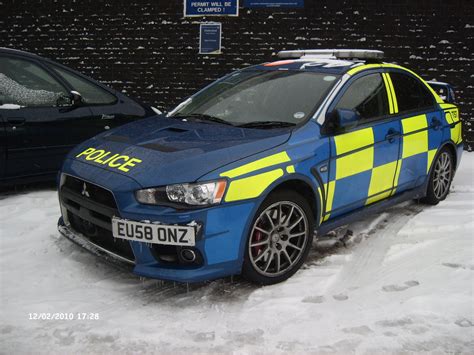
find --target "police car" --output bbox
[58,49,463,285]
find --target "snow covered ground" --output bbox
[1,154,473,353]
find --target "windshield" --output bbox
[170,70,339,127]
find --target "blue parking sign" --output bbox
[199,23,222,54]
[184,1,239,17]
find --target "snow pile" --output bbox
[1,154,473,353]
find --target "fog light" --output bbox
[180,248,196,262]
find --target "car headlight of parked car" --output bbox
[135,180,227,206]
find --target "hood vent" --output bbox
[163,127,189,133]
[104,135,130,143]
[139,143,179,152]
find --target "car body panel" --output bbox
[57,55,463,283]
[69,116,292,186]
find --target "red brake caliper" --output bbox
[252,228,263,257]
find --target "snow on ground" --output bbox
[1,154,473,353]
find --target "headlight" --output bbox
[135,180,227,206]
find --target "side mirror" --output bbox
[69,90,83,106]
[335,108,360,129]
[323,108,360,134]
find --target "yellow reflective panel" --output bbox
[385,73,398,113]
[445,111,454,124]
[220,152,290,179]
[451,123,462,144]
[286,165,295,173]
[401,114,428,134]
[392,159,403,192]
[224,169,284,202]
[440,103,457,110]
[427,149,438,174]
[317,187,323,224]
[366,190,392,205]
[334,127,374,155]
[322,179,336,222]
[336,147,374,179]
[325,180,336,214]
[402,131,428,159]
[382,73,394,114]
[347,64,382,76]
[368,161,398,196]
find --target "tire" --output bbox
[421,148,454,205]
[241,190,314,285]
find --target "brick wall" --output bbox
[1,0,473,150]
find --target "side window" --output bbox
[0,56,69,107]
[389,72,435,112]
[51,66,116,105]
[335,73,389,122]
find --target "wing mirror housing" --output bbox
[322,108,360,135]
[335,108,360,129]
[57,91,84,110]
[69,90,83,106]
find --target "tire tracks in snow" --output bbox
[320,202,425,295]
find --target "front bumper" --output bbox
[58,217,246,283]
[58,203,255,283]
[57,171,257,283]
[58,218,135,266]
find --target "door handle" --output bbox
[385,129,400,143]
[430,117,442,130]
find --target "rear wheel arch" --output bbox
[422,144,455,205]
[429,141,457,176]
[441,141,458,168]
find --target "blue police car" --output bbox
[58,49,463,284]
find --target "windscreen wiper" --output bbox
[174,113,235,126]
[238,121,296,129]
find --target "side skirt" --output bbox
[316,184,426,237]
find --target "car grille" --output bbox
[59,175,135,262]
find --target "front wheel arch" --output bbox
[262,177,321,226]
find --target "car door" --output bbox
[322,72,402,221]
[48,64,147,130]
[387,71,443,194]
[0,55,95,178]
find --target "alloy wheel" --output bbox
[433,151,452,199]
[249,201,309,277]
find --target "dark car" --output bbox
[0,48,157,185]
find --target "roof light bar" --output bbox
[277,49,384,60]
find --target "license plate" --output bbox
[112,217,196,246]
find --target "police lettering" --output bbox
[76,147,142,172]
